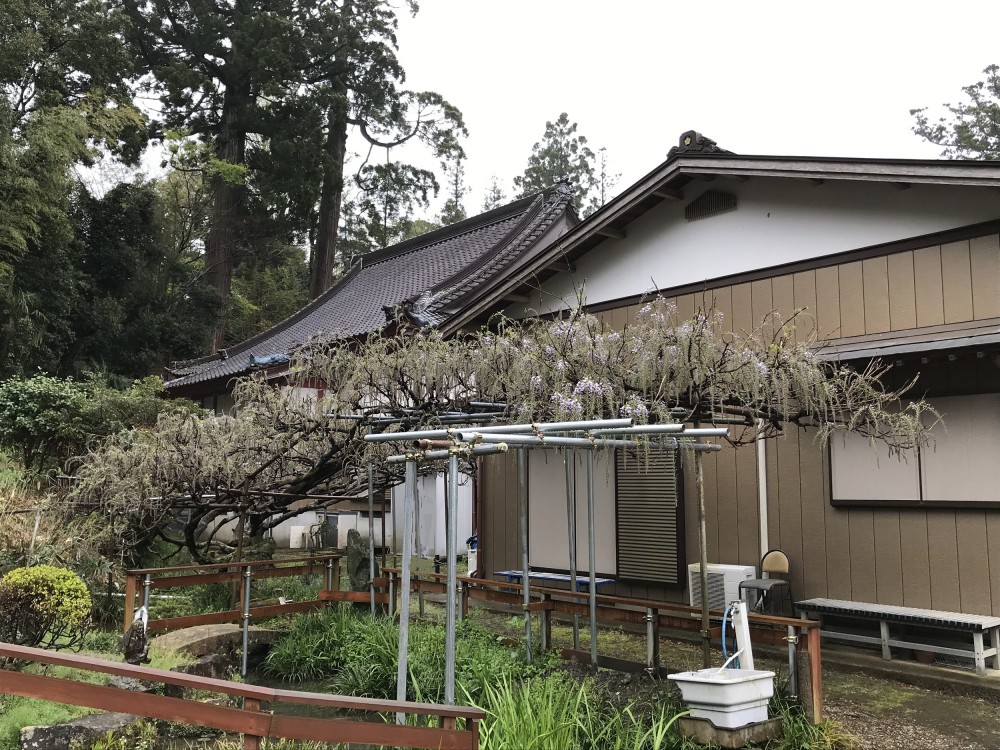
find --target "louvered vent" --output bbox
[615,449,683,585]
[684,190,737,221]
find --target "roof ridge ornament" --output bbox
[667,130,735,158]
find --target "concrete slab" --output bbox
[153,624,282,658]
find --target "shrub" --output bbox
[0,565,91,649]
[264,605,357,682]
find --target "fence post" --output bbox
[540,593,551,652]
[325,558,335,609]
[242,698,262,750]
[646,607,660,675]
[459,581,468,621]
[123,574,136,632]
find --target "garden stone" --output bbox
[347,529,379,591]
[108,674,157,693]
[21,712,139,750]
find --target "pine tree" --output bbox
[514,113,598,214]
[912,64,1000,159]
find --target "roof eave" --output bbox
[442,155,1000,333]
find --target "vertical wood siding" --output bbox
[481,233,1000,614]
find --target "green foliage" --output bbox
[0,375,85,471]
[470,673,687,750]
[0,694,93,750]
[770,693,856,750]
[514,113,599,215]
[264,606,356,682]
[0,565,91,649]
[0,373,201,472]
[226,244,310,346]
[80,629,123,654]
[912,64,1000,159]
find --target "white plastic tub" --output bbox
[667,668,775,729]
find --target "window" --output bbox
[831,394,1000,507]
[615,449,685,586]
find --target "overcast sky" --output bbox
[391,0,1000,212]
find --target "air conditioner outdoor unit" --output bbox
[687,563,756,610]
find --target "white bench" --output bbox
[495,570,615,591]
[797,597,1000,676]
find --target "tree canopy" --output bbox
[514,113,600,215]
[912,64,1000,159]
[71,301,932,560]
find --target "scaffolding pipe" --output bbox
[395,459,417,723]
[589,426,729,437]
[518,449,532,664]
[565,451,580,650]
[384,444,508,463]
[240,567,251,679]
[368,464,376,615]
[455,432,682,449]
[444,452,459,704]
[586,449,598,669]
[460,417,634,434]
[366,417,633,443]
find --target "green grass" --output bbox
[0,695,93,750]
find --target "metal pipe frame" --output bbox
[586,450,598,669]
[384,444,508,464]
[368,464,376,616]
[365,417,634,443]
[589,426,729,437]
[444,452,459,704]
[518,449,532,664]
[240,567,252,679]
[565,451,580,651]
[395,460,417,723]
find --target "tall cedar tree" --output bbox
[122,0,466,349]
[514,112,598,215]
[912,64,1000,159]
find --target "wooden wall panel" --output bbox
[970,234,1000,320]
[771,275,795,319]
[956,512,991,615]
[750,279,773,330]
[703,450,720,564]
[987,514,1000,617]
[887,251,917,331]
[712,285,734,333]
[792,270,818,341]
[676,293,695,321]
[898,512,932,609]
[861,257,891,334]
[797,434,828,600]
[872,511,903,605]
[735,441,760,568]
[941,240,974,324]
[913,245,945,327]
[838,262,865,337]
[731,283,753,334]
[822,455,853,600]
[774,434,804,598]
[847,510,877,601]
[814,266,841,339]
[926,512,961,612]
[715,445,740,564]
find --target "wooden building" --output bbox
[455,132,1000,616]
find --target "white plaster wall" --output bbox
[507,179,1000,316]
[388,471,473,558]
[527,451,617,575]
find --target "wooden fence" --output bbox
[0,642,483,749]
[386,568,824,722]
[124,555,342,633]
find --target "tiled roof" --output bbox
[166,185,576,392]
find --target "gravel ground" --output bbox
[823,670,1000,750]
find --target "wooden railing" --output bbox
[124,555,342,633]
[0,642,482,750]
[387,568,824,722]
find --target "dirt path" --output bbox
[823,670,1000,750]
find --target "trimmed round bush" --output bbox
[0,565,91,649]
